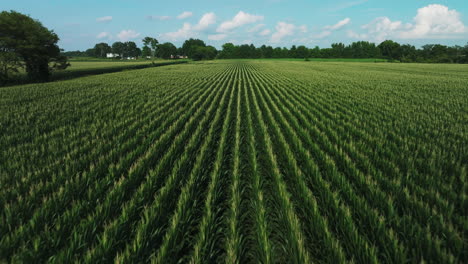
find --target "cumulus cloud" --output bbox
[271,22,295,43]
[347,30,368,39]
[164,23,194,40]
[259,29,271,36]
[147,15,171,21]
[399,4,466,38]
[163,12,216,41]
[117,30,140,41]
[96,16,112,23]
[97,32,112,39]
[217,11,264,33]
[193,12,216,31]
[325,18,351,30]
[208,34,228,41]
[177,11,193,19]
[361,17,404,42]
[350,4,466,42]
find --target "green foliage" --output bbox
[142,37,158,60]
[93,43,111,58]
[0,61,467,263]
[156,42,177,59]
[0,10,69,82]
[182,38,206,58]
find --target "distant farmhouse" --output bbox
[171,55,188,59]
[106,53,120,58]
[106,53,137,60]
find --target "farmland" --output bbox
[0,60,467,263]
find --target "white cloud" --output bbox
[147,15,171,21]
[193,12,217,31]
[217,11,264,33]
[351,4,467,42]
[259,29,271,36]
[97,32,112,39]
[271,22,295,43]
[299,25,308,33]
[117,30,140,41]
[248,24,265,33]
[163,12,216,41]
[347,30,367,39]
[325,18,351,30]
[177,11,193,19]
[208,34,228,41]
[164,23,195,41]
[362,17,403,42]
[399,4,466,39]
[96,16,112,23]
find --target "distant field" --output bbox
[261,58,388,62]
[6,60,187,85]
[0,60,467,263]
[65,60,154,71]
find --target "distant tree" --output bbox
[157,42,177,59]
[259,45,273,58]
[289,45,297,58]
[399,44,417,62]
[112,42,125,58]
[378,40,401,60]
[142,37,158,60]
[296,45,309,59]
[0,10,69,82]
[124,41,139,58]
[85,48,96,57]
[62,50,87,57]
[463,43,468,63]
[310,46,321,58]
[331,43,345,58]
[142,46,151,58]
[93,42,111,58]
[218,42,236,59]
[182,38,206,58]
[191,46,217,61]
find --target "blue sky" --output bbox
[3,0,468,50]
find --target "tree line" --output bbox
[64,38,218,61]
[68,39,468,64]
[218,41,468,63]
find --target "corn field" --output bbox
[0,60,467,263]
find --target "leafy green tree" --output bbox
[289,45,297,58]
[124,41,139,58]
[0,10,69,82]
[192,46,217,61]
[157,42,177,59]
[142,46,151,58]
[331,43,345,58]
[93,42,111,58]
[378,40,401,60]
[399,44,417,62]
[218,43,236,59]
[142,37,159,60]
[259,45,273,58]
[296,45,309,59]
[182,38,206,58]
[112,42,125,58]
[85,48,96,57]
